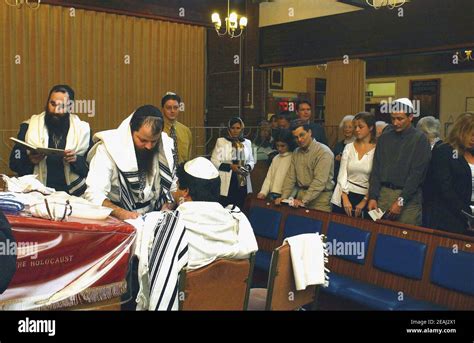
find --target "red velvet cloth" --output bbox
[0,214,136,310]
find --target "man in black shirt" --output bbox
[9,85,92,196]
[368,98,431,226]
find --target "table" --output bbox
[0,214,136,310]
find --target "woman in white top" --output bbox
[211,117,255,209]
[257,129,296,200]
[331,112,376,218]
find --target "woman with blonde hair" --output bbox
[431,112,474,234]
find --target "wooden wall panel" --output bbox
[325,59,366,127]
[0,4,206,173]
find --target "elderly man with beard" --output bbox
[84,105,177,221]
[9,85,92,196]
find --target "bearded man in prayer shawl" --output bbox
[85,105,176,221]
[135,157,258,310]
[9,85,92,196]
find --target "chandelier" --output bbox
[211,0,248,38]
[456,50,474,62]
[366,0,406,9]
[5,0,40,9]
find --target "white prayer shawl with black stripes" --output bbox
[134,203,258,311]
[88,113,176,213]
[135,211,188,311]
[24,112,90,196]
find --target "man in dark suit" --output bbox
[295,100,328,146]
[0,210,17,293]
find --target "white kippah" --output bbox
[184,157,219,180]
[392,97,414,111]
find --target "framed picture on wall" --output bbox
[409,79,440,118]
[269,68,283,90]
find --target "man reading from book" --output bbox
[9,85,92,196]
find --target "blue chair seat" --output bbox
[337,280,402,311]
[323,273,354,295]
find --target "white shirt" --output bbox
[259,152,292,196]
[84,143,161,209]
[337,142,375,195]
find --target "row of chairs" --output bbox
[178,243,318,311]
[244,197,474,310]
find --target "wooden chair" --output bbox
[178,254,255,310]
[248,243,319,311]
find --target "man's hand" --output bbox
[231,164,240,173]
[113,208,139,221]
[368,199,378,211]
[274,197,283,206]
[257,193,266,200]
[28,151,45,165]
[335,154,342,162]
[64,150,77,164]
[386,200,402,220]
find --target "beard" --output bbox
[45,111,70,137]
[135,143,159,176]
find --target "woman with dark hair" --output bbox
[331,112,376,218]
[257,129,296,200]
[211,117,255,209]
[431,112,474,235]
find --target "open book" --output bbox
[10,137,65,156]
[368,208,386,221]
